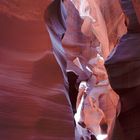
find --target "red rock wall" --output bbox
[0,1,75,140]
[1,0,139,140]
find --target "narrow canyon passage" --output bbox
[0,0,140,140]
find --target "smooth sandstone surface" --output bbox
[0,1,75,140]
[0,0,140,140]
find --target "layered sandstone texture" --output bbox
[0,0,139,140]
[0,0,75,140]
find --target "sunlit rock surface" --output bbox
[71,0,127,57]
[0,0,140,140]
[105,1,140,140]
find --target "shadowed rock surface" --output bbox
[0,0,140,140]
[0,0,75,140]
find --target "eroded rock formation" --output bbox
[0,0,140,140]
[0,0,75,140]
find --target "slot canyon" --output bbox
[0,0,140,140]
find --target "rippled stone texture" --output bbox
[0,0,139,140]
[0,0,75,140]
